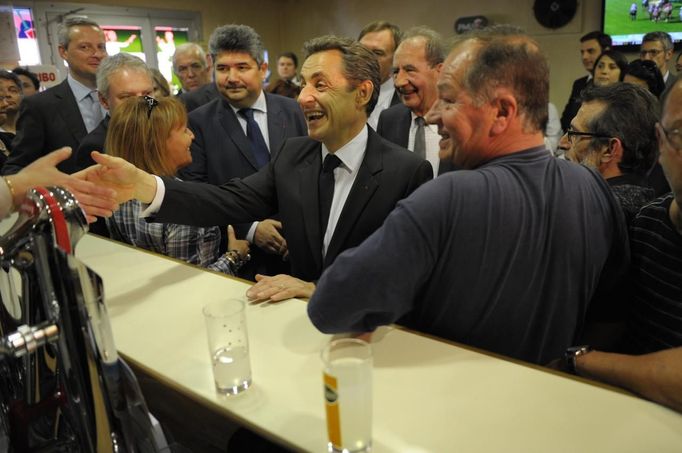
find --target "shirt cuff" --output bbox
[140,175,165,218]
[246,222,259,243]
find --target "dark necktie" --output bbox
[319,154,343,236]
[413,116,426,159]
[238,108,270,168]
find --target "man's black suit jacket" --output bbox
[178,92,307,239]
[560,75,590,132]
[74,115,109,171]
[376,103,457,175]
[4,79,87,175]
[178,83,221,113]
[153,129,434,281]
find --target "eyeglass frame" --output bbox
[564,128,612,145]
[656,122,682,153]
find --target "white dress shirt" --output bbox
[321,126,368,257]
[367,79,396,130]
[408,113,439,176]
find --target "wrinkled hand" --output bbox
[226,225,250,259]
[254,219,287,255]
[245,274,315,302]
[10,147,118,223]
[84,151,157,204]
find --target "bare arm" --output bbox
[576,347,682,413]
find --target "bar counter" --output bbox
[76,234,682,453]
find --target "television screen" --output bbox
[603,0,682,48]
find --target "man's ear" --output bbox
[98,92,110,111]
[490,92,517,135]
[259,61,269,80]
[600,137,623,164]
[58,45,67,61]
[356,80,373,109]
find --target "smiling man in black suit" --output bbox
[88,35,433,301]
[4,17,107,175]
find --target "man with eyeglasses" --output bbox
[3,17,107,175]
[556,81,682,414]
[640,31,677,99]
[560,83,657,225]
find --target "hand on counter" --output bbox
[246,273,315,302]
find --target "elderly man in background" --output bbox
[377,26,456,176]
[307,28,628,365]
[175,42,220,112]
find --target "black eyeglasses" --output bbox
[143,95,159,119]
[565,128,612,145]
[640,49,663,58]
[656,122,682,152]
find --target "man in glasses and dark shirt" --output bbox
[640,31,678,99]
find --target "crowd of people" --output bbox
[0,16,680,417]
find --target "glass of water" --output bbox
[321,338,372,453]
[202,298,252,395]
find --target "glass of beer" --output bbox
[203,298,252,395]
[321,338,373,453]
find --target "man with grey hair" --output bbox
[641,31,678,97]
[175,42,221,112]
[172,42,212,93]
[74,53,154,171]
[4,17,107,174]
[377,26,455,176]
[308,31,628,365]
[178,24,307,280]
[358,20,402,128]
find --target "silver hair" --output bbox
[96,53,152,98]
[208,24,264,65]
[172,43,209,71]
[57,17,101,49]
[400,26,445,67]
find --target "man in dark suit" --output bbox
[178,82,220,113]
[4,17,107,175]
[358,21,402,129]
[172,43,212,95]
[89,35,432,301]
[178,24,307,278]
[560,31,611,132]
[641,31,678,99]
[377,27,456,176]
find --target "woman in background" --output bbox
[150,68,171,98]
[624,59,666,98]
[105,95,249,274]
[592,50,628,87]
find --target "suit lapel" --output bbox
[298,143,324,273]
[324,131,381,266]
[398,105,411,148]
[59,81,88,141]
[217,99,259,170]
[265,94,286,158]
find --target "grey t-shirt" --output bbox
[309,147,629,364]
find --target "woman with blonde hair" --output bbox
[105,95,249,274]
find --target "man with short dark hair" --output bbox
[641,31,678,97]
[4,17,107,174]
[0,71,22,161]
[87,35,432,301]
[12,67,39,97]
[560,31,612,131]
[561,83,657,224]
[377,26,455,176]
[308,31,628,365]
[358,20,402,128]
[177,24,306,279]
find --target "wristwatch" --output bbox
[564,345,593,374]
